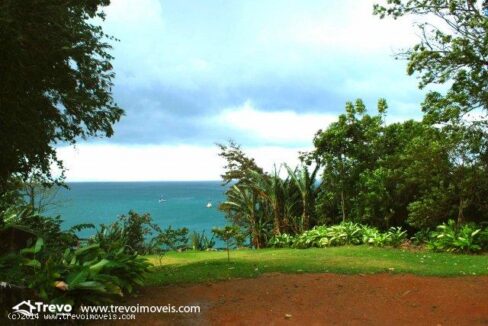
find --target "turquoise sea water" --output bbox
[49,181,228,237]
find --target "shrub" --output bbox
[189,230,215,251]
[384,227,408,247]
[150,226,189,251]
[293,226,328,248]
[91,211,161,254]
[268,233,295,248]
[267,222,408,249]
[427,220,485,253]
[212,226,244,261]
[411,229,431,245]
[327,222,364,246]
[1,207,93,255]
[9,236,151,308]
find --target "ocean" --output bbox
[48,181,229,238]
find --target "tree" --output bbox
[220,185,268,248]
[0,0,123,194]
[249,167,286,235]
[212,226,244,262]
[374,0,488,119]
[313,99,386,223]
[217,140,264,186]
[285,164,319,230]
[218,141,274,241]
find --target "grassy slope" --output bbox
[145,246,488,286]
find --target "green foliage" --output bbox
[374,0,488,118]
[91,211,161,254]
[219,141,322,245]
[189,230,215,251]
[426,220,487,253]
[285,164,319,231]
[0,209,154,308]
[0,206,93,256]
[212,226,245,261]
[411,229,431,246]
[269,222,407,249]
[268,234,296,248]
[385,227,408,247]
[0,0,123,192]
[312,99,488,230]
[2,235,151,308]
[151,226,189,251]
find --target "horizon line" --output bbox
[65,179,223,183]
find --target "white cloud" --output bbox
[56,144,308,182]
[217,101,336,145]
[262,0,418,54]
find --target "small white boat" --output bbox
[158,195,167,203]
[206,201,212,208]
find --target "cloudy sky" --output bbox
[58,0,426,181]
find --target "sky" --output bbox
[57,0,427,181]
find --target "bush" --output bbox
[266,222,408,249]
[0,209,152,310]
[411,228,431,245]
[150,226,189,251]
[212,226,245,261]
[268,233,295,248]
[189,230,215,251]
[384,227,408,247]
[1,207,93,255]
[426,220,486,253]
[4,235,151,309]
[91,211,161,254]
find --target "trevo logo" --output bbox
[9,300,72,320]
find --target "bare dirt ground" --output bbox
[106,273,488,325]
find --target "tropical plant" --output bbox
[271,222,408,249]
[268,234,295,248]
[212,226,244,262]
[221,185,264,248]
[249,167,286,235]
[285,164,319,230]
[411,229,431,246]
[427,220,485,253]
[149,226,189,252]
[189,230,215,251]
[384,227,408,247]
[91,211,163,254]
[6,234,151,308]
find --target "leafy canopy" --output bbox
[0,0,123,193]
[374,0,488,121]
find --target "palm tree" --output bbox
[249,166,285,236]
[220,185,265,248]
[285,164,319,230]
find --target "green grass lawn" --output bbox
[145,246,488,286]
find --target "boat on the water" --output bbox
[206,201,212,208]
[159,195,167,203]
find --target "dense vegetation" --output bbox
[217,0,488,250]
[0,0,123,194]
